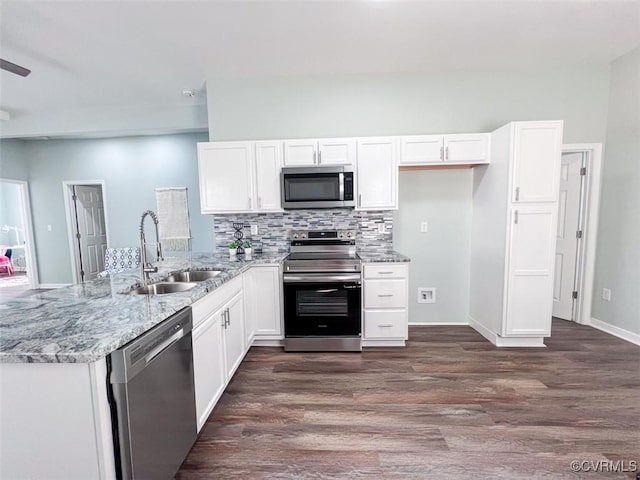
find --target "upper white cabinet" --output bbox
[198,142,254,213]
[511,123,563,203]
[400,133,490,165]
[356,137,398,210]
[284,138,355,166]
[254,141,284,211]
[198,141,283,214]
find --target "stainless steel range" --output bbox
[283,230,362,352]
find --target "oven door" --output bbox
[283,274,361,337]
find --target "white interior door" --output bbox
[73,185,107,281]
[552,152,583,320]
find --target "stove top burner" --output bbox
[284,230,361,273]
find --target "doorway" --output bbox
[63,181,109,283]
[0,178,39,292]
[552,144,603,324]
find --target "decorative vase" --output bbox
[228,248,237,259]
[244,248,252,260]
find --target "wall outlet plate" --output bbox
[378,223,386,233]
[420,222,428,233]
[601,288,612,301]
[418,287,436,304]
[250,224,258,235]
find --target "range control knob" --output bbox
[292,232,299,239]
[346,231,354,239]
[301,232,307,239]
[338,231,345,238]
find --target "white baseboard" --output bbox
[409,322,469,326]
[362,339,406,347]
[468,315,546,347]
[38,283,71,289]
[590,317,640,346]
[251,339,284,347]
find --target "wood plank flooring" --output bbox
[176,320,640,479]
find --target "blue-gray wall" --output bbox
[0,139,28,181]
[592,46,640,336]
[23,132,210,284]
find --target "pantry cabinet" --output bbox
[469,120,563,347]
[400,133,489,166]
[356,137,398,210]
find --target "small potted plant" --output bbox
[228,241,238,259]
[243,240,252,260]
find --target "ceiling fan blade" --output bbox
[0,59,31,77]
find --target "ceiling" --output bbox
[1,0,639,137]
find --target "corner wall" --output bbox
[591,46,640,337]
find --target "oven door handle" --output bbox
[283,274,362,284]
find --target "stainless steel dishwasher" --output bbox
[109,306,196,480]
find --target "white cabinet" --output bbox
[284,138,355,166]
[193,310,225,432]
[511,122,563,203]
[362,263,409,346]
[356,137,398,210]
[243,265,283,344]
[400,133,489,165]
[198,141,283,214]
[469,120,563,347]
[254,141,283,211]
[222,291,245,381]
[198,142,254,213]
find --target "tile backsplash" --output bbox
[213,210,393,253]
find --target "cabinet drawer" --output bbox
[364,311,407,339]
[363,263,408,279]
[364,279,407,309]
[192,275,242,328]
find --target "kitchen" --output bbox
[1,1,640,479]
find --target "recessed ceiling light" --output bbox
[182,89,195,98]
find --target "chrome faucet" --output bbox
[139,210,163,283]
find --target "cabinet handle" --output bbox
[378,324,394,327]
[249,197,252,209]
[440,146,444,161]
[222,311,227,329]
[377,294,394,297]
[226,308,230,327]
[318,149,322,164]
[378,271,394,274]
[514,210,519,224]
[515,187,520,201]
[258,196,262,209]
[313,150,317,164]
[358,194,362,207]
[445,146,449,160]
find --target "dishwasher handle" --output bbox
[144,327,185,365]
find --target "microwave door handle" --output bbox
[339,172,344,201]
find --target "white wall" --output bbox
[207,67,611,323]
[592,46,640,336]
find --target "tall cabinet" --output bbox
[468,121,563,347]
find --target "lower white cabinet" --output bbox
[362,263,409,346]
[222,291,245,380]
[243,265,283,344]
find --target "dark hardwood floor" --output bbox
[177,320,640,479]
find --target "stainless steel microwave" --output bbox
[281,166,355,209]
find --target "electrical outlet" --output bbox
[47,225,52,232]
[420,222,428,233]
[378,223,386,234]
[601,288,612,301]
[250,224,258,235]
[417,287,436,304]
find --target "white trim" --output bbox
[409,322,469,326]
[561,144,602,326]
[362,339,406,347]
[251,339,284,347]
[0,178,39,289]
[469,315,546,347]
[62,180,111,285]
[590,317,640,346]
[38,283,72,289]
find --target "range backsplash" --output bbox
[213,210,393,253]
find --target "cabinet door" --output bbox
[223,292,246,381]
[504,206,556,336]
[193,311,226,432]
[254,141,283,211]
[198,142,254,213]
[444,134,489,163]
[400,135,443,165]
[245,266,282,339]
[318,138,356,166]
[283,140,317,166]
[511,121,563,203]
[356,137,398,210]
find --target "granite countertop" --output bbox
[0,252,286,364]
[357,250,411,263]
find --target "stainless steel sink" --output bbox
[128,282,198,295]
[164,270,223,283]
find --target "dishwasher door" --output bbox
[110,307,196,480]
